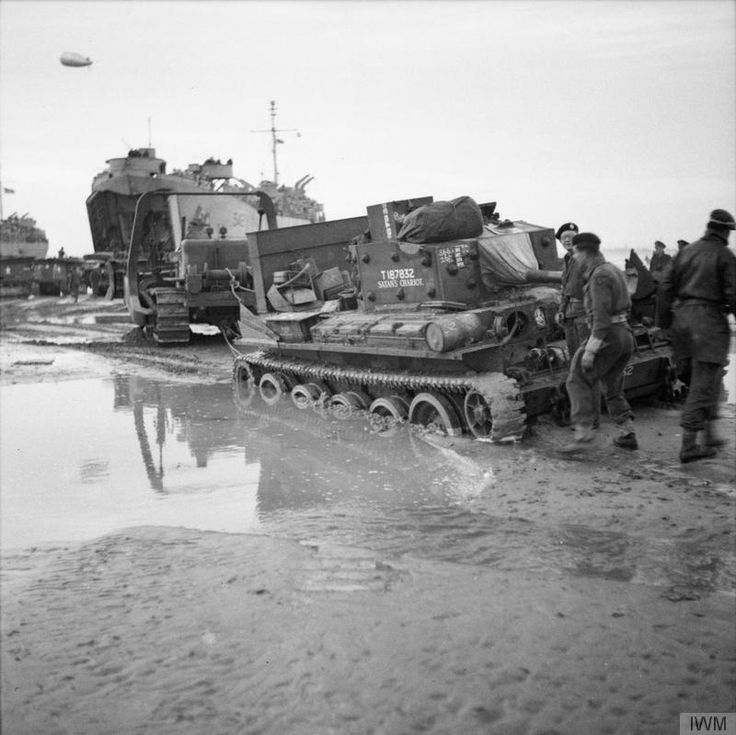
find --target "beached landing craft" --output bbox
[232,196,680,443]
[87,147,324,299]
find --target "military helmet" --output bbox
[707,209,736,230]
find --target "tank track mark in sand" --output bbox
[151,288,190,344]
[235,350,526,443]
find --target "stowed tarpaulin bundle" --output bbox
[397,196,484,243]
[477,226,539,285]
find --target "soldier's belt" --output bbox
[610,313,629,324]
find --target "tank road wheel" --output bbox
[463,390,494,439]
[408,392,463,437]
[329,390,371,419]
[368,395,409,436]
[259,372,295,406]
[232,359,258,410]
[291,383,330,410]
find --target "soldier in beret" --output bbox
[561,232,637,454]
[649,241,672,284]
[556,221,601,428]
[677,239,689,251]
[556,223,584,351]
[658,208,736,462]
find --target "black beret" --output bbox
[708,209,736,230]
[677,239,689,246]
[572,232,601,252]
[654,240,666,249]
[555,222,579,240]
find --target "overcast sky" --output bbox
[1,0,734,262]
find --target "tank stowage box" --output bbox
[357,238,485,310]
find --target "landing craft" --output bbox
[60,52,92,68]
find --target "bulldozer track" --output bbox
[152,288,190,344]
[234,350,526,443]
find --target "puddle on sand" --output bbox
[0,377,262,548]
[1,373,733,594]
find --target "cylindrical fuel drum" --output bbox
[525,269,562,284]
[424,313,486,352]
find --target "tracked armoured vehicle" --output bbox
[233,197,677,442]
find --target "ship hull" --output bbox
[0,240,49,259]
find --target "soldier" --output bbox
[68,267,81,303]
[561,232,637,454]
[649,240,672,284]
[556,221,601,427]
[89,264,102,297]
[658,208,736,463]
[677,239,689,251]
[556,222,585,355]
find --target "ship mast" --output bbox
[251,100,299,185]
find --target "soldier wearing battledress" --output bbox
[658,208,736,463]
[561,232,637,454]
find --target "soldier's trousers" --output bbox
[563,316,588,358]
[680,360,723,432]
[564,316,601,423]
[567,324,634,430]
[668,302,729,432]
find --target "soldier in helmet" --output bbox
[658,208,736,462]
[561,232,637,454]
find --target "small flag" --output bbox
[275,138,284,144]
[3,187,15,194]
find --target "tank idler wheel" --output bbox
[463,390,494,438]
[368,395,409,436]
[233,361,258,410]
[291,382,330,410]
[329,390,371,419]
[408,392,463,437]
[259,372,295,406]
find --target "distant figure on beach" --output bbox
[658,209,736,463]
[648,241,672,284]
[68,267,81,303]
[89,265,102,298]
[58,247,66,259]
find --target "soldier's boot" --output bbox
[613,418,638,450]
[703,421,727,448]
[560,425,597,454]
[679,430,717,464]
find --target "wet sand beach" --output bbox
[1,296,735,734]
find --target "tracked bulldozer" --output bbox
[124,191,277,343]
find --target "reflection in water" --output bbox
[0,372,733,596]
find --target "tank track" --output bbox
[235,350,526,443]
[151,287,190,344]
